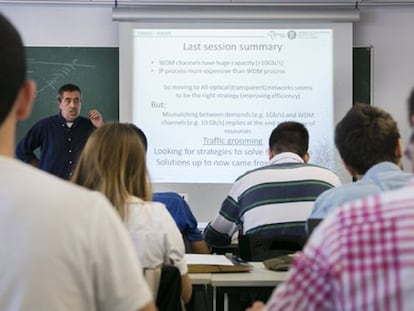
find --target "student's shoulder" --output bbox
[153,191,184,201]
[6,157,111,216]
[305,163,338,174]
[233,163,277,181]
[304,163,341,183]
[14,158,103,200]
[313,180,378,212]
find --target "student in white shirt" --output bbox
[0,13,155,311]
[72,122,192,304]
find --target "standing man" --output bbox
[0,13,155,311]
[204,121,341,258]
[16,83,103,179]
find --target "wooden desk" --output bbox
[211,262,287,287]
[189,262,287,311]
[189,273,212,285]
[188,273,213,311]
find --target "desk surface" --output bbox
[189,273,212,285]
[189,262,288,287]
[210,262,288,287]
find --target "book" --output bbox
[186,254,252,273]
[263,254,295,271]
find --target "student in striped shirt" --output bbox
[203,121,340,256]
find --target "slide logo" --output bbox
[287,30,297,40]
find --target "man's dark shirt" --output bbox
[16,113,95,180]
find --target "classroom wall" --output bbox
[0,4,117,46]
[354,6,414,171]
[2,3,414,220]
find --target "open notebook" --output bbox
[186,254,252,273]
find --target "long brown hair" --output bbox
[71,122,152,221]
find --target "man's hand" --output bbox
[88,109,104,128]
[246,301,266,311]
[29,158,40,168]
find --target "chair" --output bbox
[144,264,183,311]
[307,218,323,235]
[238,231,305,261]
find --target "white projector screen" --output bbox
[118,19,353,221]
[132,28,333,184]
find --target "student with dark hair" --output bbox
[204,121,340,252]
[16,83,103,179]
[0,13,155,311]
[309,104,412,219]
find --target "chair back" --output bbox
[307,218,323,235]
[156,264,183,311]
[239,231,305,261]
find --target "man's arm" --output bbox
[189,240,210,254]
[179,198,211,254]
[259,216,336,311]
[265,250,334,310]
[138,302,157,311]
[203,196,239,247]
[15,124,42,165]
[246,301,265,311]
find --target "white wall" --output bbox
[2,3,414,220]
[0,4,117,46]
[354,6,414,171]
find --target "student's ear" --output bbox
[268,148,274,160]
[302,152,310,163]
[15,80,36,121]
[343,161,359,179]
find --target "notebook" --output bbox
[186,254,252,273]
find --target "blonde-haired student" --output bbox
[72,122,192,304]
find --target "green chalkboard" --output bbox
[353,46,372,105]
[16,47,119,143]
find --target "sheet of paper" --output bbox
[185,254,234,266]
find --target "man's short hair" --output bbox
[335,103,400,175]
[269,121,309,157]
[57,84,81,102]
[0,13,26,125]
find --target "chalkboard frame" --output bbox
[353,46,372,106]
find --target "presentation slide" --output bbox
[132,29,334,183]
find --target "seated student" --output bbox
[309,104,412,220]
[71,123,192,304]
[128,124,209,254]
[0,13,155,311]
[247,178,414,311]
[152,192,210,254]
[203,121,341,259]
